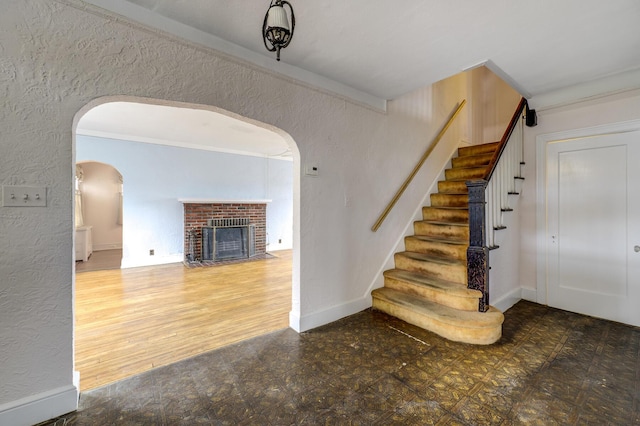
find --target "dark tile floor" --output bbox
[41,301,639,425]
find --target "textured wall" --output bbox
[0,0,467,416]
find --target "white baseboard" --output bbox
[121,254,184,268]
[289,311,301,332]
[93,243,123,251]
[492,287,540,313]
[73,370,80,390]
[290,287,541,333]
[492,287,523,313]
[0,385,78,426]
[521,287,538,302]
[290,295,372,333]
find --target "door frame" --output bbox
[535,118,640,305]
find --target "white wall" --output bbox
[519,90,640,304]
[489,190,524,312]
[78,162,123,251]
[467,66,522,144]
[0,1,470,423]
[266,158,294,251]
[77,136,293,267]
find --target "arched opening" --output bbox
[75,161,123,271]
[73,96,301,391]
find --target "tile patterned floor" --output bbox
[41,301,640,425]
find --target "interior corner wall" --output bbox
[1,1,476,422]
[467,67,522,145]
[76,136,294,267]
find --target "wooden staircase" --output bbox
[372,142,505,344]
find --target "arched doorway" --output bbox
[73,96,300,390]
[75,161,123,271]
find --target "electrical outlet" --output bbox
[304,165,319,177]
[149,249,154,256]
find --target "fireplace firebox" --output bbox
[181,200,267,265]
[201,218,256,261]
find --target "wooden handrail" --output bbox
[371,99,467,232]
[482,97,527,182]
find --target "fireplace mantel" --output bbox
[179,199,271,204]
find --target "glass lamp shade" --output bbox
[266,5,290,32]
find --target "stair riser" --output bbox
[430,193,468,208]
[422,207,468,223]
[445,167,486,180]
[458,143,499,157]
[384,276,478,311]
[437,180,468,194]
[452,153,494,168]
[404,238,467,261]
[414,222,469,240]
[394,254,466,284]
[371,297,502,345]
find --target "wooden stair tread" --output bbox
[446,166,487,172]
[451,163,492,170]
[424,206,468,210]
[457,142,500,157]
[444,169,487,180]
[417,220,468,227]
[454,152,494,159]
[372,287,503,328]
[384,269,479,297]
[406,235,467,246]
[397,251,465,266]
[452,152,494,163]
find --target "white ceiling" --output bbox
[77,102,292,160]
[79,0,640,156]
[86,0,640,106]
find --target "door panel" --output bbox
[546,131,640,326]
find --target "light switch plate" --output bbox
[2,185,47,207]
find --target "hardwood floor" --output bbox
[75,250,292,391]
[76,249,122,273]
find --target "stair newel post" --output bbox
[466,179,490,312]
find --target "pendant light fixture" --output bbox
[262,0,295,61]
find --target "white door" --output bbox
[546,131,640,326]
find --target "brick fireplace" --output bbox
[181,200,268,265]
